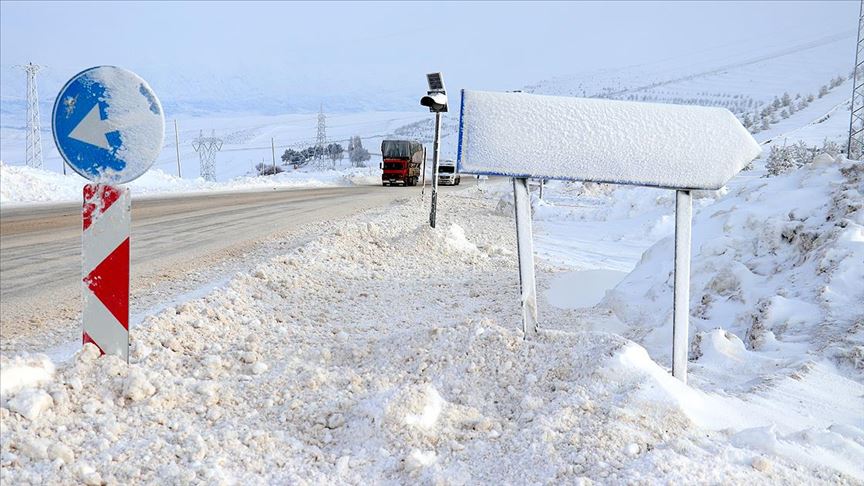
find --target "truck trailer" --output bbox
[381,140,424,186]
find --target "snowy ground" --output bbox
[2,157,862,483]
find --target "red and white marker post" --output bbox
[82,184,131,362]
[52,66,164,363]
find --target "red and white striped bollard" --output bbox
[82,184,131,362]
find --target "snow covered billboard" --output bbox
[457,90,761,190]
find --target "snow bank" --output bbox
[0,163,383,205]
[603,157,864,379]
[458,90,761,189]
[2,183,860,483]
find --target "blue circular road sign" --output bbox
[52,66,165,184]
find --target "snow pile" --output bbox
[458,90,761,189]
[603,156,864,378]
[0,163,384,205]
[2,187,861,483]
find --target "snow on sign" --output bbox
[458,89,761,384]
[457,90,761,190]
[52,66,165,184]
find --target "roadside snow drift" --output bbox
[603,157,864,380]
[0,163,382,205]
[2,179,862,484]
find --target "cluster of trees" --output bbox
[820,75,849,98]
[257,136,371,175]
[741,91,816,132]
[281,145,324,168]
[623,92,757,117]
[347,136,371,167]
[742,72,850,135]
[765,138,842,176]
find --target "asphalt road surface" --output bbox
[1,182,466,348]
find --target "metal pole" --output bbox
[272,137,277,172]
[513,177,538,337]
[672,189,692,383]
[847,0,863,157]
[174,120,182,177]
[539,179,545,200]
[429,112,442,228]
[421,146,427,199]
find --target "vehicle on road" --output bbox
[437,159,461,185]
[381,140,424,186]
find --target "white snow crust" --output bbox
[86,67,165,184]
[2,170,862,483]
[458,90,762,190]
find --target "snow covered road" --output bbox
[1,184,464,354]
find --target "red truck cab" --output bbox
[381,140,424,186]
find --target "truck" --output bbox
[381,140,424,186]
[437,159,461,185]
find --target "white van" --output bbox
[437,160,461,185]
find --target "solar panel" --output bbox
[426,72,444,92]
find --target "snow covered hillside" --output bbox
[603,157,864,382]
[2,169,862,483]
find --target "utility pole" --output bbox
[174,120,182,177]
[192,130,223,181]
[420,72,448,228]
[271,137,277,172]
[420,146,428,200]
[17,62,44,169]
[430,113,442,228]
[848,0,864,159]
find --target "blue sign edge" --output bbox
[51,65,126,181]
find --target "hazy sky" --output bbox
[0,1,858,105]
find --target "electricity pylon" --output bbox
[849,0,864,159]
[16,62,44,169]
[312,104,328,169]
[192,130,223,181]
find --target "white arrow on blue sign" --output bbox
[52,66,165,184]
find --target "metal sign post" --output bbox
[430,112,442,228]
[672,190,692,382]
[513,177,538,336]
[457,89,761,383]
[421,146,427,200]
[52,66,165,362]
[420,72,448,228]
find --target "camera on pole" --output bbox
[422,72,447,228]
[421,73,448,113]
